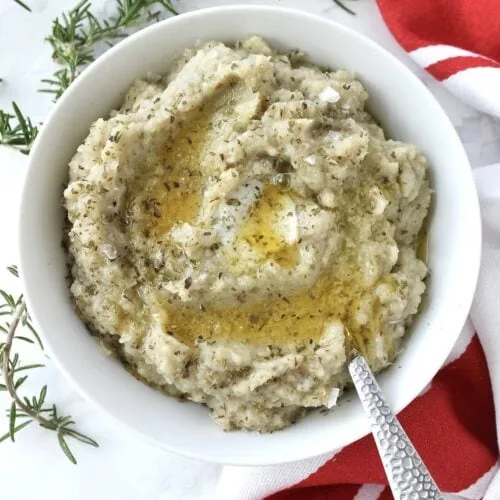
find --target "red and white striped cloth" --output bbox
[378,0,500,118]
[215,1,500,498]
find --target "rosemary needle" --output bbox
[13,0,32,12]
[333,0,357,16]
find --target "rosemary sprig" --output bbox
[333,0,357,16]
[13,0,32,12]
[1,266,98,464]
[41,0,178,99]
[0,102,39,155]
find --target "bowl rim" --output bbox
[18,4,482,465]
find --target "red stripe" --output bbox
[376,0,500,60]
[377,488,394,500]
[426,56,500,81]
[268,334,498,499]
[267,483,361,500]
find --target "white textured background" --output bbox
[0,1,499,499]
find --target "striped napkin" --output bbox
[377,0,500,118]
[215,1,500,498]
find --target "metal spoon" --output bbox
[345,330,443,499]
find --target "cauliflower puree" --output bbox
[64,36,430,432]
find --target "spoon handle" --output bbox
[348,355,443,500]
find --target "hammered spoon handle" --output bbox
[348,355,443,500]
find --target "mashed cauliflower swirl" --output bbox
[64,36,430,432]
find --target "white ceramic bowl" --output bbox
[19,6,481,465]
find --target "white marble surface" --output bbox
[0,1,498,499]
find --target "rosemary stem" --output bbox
[2,302,56,431]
